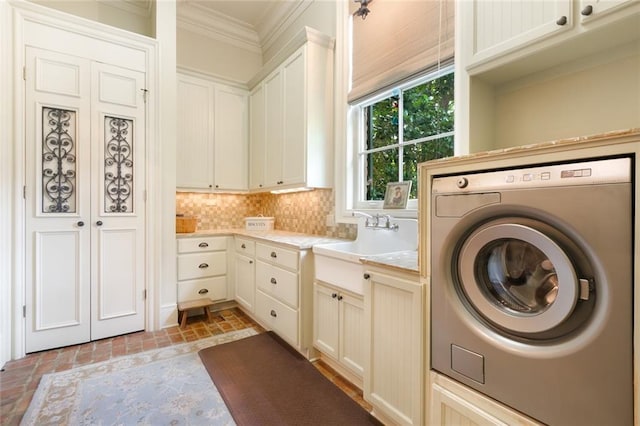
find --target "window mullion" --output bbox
[398,90,404,182]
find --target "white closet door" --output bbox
[25,47,92,352]
[90,62,146,340]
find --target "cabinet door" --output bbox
[468,0,572,66]
[579,0,637,21]
[176,74,214,189]
[366,270,423,425]
[235,253,255,312]
[249,84,266,190]
[339,292,365,377]
[430,372,541,426]
[214,85,248,191]
[313,283,339,358]
[263,70,283,188]
[281,47,306,186]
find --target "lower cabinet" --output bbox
[313,281,365,382]
[177,236,228,304]
[430,372,541,425]
[364,267,423,426]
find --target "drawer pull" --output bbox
[241,243,246,249]
[270,277,277,284]
[581,4,593,16]
[198,288,209,295]
[198,263,209,269]
[556,15,567,26]
[270,251,277,258]
[270,309,277,318]
[198,242,209,248]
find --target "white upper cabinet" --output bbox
[249,27,335,192]
[467,0,573,68]
[176,72,249,192]
[249,84,266,190]
[214,85,248,191]
[177,74,214,190]
[462,0,640,74]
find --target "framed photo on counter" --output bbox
[383,181,411,209]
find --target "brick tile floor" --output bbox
[0,307,369,425]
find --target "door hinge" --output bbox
[23,305,26,318]
[143,190,147,202]
[23,185,26,199]
[141,88,148,103]
[143,289,147,300]
[22,66,26,81]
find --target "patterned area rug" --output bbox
[21,328,258,426]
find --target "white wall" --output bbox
[493,42,640,148]
[263,1,337,65]
[26,0,153,36]
[0,0,12,368]
[177,29,262,84]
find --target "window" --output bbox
[352,66,454,210]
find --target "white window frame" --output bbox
[349,65,455,215]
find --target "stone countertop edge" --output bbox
[361,250,419,274]
[176,228,347,250]
[177,228,418,273]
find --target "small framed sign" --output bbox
[383,181,411,209]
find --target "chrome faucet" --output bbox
[352,211,378,227]
[381,214,399,230]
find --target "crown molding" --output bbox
[177,1,262,54]
[256,0,314,54]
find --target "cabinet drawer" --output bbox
[177,276,227,303]
[256,243,298,270]
[256,260,298,308]
[178,236,227,253]
[178,252,226,280]
[235,237,255,256]
[256,290,298,347]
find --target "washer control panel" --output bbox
[432,157,630,193]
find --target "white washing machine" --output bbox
[430,157,633,425]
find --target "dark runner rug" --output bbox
[198,331,380,425]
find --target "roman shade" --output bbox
[349,0,455,103]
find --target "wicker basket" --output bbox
[176,216,198,233]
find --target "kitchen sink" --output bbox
[312,216,417,295]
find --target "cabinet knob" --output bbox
[198,288,209,294]
[249,260,253,264]
[241,243,246,249]
[209,184,213,188]
[270,309,277,318]
[581,4,593,15]
[331,293,338,299]
[198,242,209,248]
[270,251,277,258]
[215,184,219,188]
[198,263,209,269]
[270,277,277,284]
[77,221,85,227]
[96,221,103,226]
[364,273,370,279]
[337,295,343,301]
[556,15,567,25]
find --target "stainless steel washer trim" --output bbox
[458,223,579,334]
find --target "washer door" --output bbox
[458,221,581,335]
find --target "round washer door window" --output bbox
[458,222,579,335]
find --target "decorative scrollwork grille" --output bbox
[104,116,134,213]
[42,107,77,213]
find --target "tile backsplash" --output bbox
[176,189,356,239]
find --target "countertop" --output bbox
[177,229,346,250]
[361,250,419,274]
[178,229,419,273]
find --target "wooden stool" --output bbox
[177,298,215,328]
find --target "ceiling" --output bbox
[177,0,310,52]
